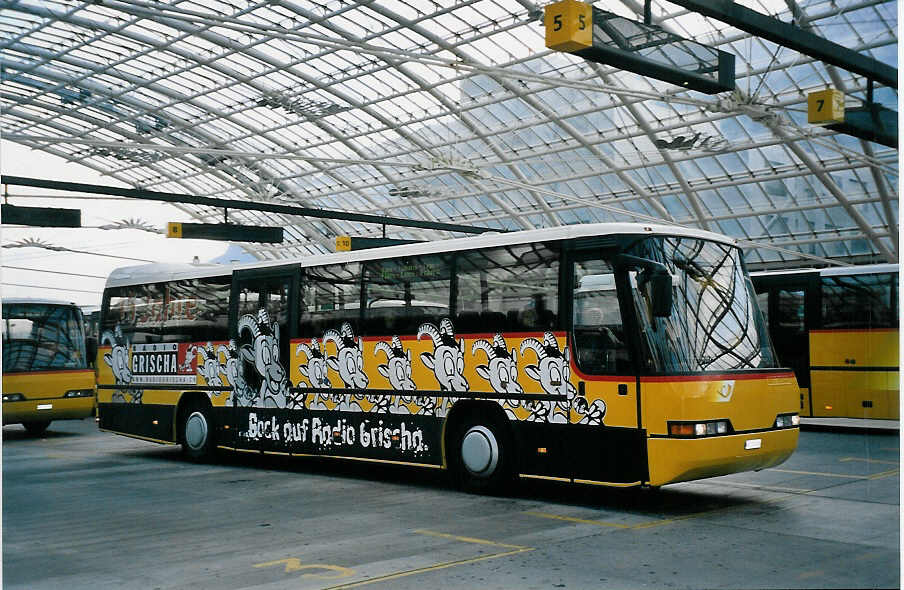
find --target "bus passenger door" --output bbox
[755,280,812,416]
[229,266,299,452]
[569,257,644,483]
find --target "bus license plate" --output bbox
[745,438,762,450]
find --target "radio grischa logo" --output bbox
[130,343,196,385]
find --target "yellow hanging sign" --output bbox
[808,89,845,124]
[335,235,352,251]
[545,0,593,52]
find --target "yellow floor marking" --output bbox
[523,511,632,529]
[254,558,354,579]
[770,468,876,479]
[322,530,533,590]
[839,457,899,465]
[771,466,900,481]
[708,480,813,493]
[412,529,531,550]
[528,492,796,532]
[867,468,899,480]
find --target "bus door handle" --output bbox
[617,383,628,396]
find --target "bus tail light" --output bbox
[669,419,731,438]
[774,413,800,428]
[2,393,25,402]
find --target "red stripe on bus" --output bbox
[810,328,899,333]
[2,369,94,377]
[639,371,794,383]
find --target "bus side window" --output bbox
[573,261,630,375]
[456,243,559,332]
[362,255,452,336]
[299,263,362,338]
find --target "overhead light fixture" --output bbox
[84,146,166,164]
[255,90,347,117]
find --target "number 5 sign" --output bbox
[545,0,593,52]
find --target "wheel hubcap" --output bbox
[461,425,499,477]
[185,411,208,450]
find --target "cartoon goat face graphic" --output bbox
[472,334,523,396]
[323,322,368,389]
[101,325,141,403]
[417,318,468,392]
[296,338,331,388]
[219,341,254,407]
[101,326,132,386]
[238,309,288,407]
[197,342,223,387]
[520,332,576,399]
[375,336,415,391]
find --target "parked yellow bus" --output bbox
[752,264,899,420]
[2,299,97,435]
[96,223,799,491]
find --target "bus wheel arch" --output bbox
[176,392,215,461]
[444,400,515,494]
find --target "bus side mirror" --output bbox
[649,271,673,318]
[86,336,98,363]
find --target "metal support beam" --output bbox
[0,176,496,235]
[667,0,897,88]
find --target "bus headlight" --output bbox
[64,389,95,398]
[774,413,800,428]
[2,393,25,402]
[669,419,732,437]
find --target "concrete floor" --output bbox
[2,419,899,590]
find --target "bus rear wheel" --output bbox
[181,404,214,461]
[23,420,50,436]
[450,416,513,494]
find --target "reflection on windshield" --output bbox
[2,304,87,372]
[629,237,776,372]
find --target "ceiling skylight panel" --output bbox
[126,16,183,44]
[324,12,376,40]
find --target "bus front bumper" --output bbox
[647,428,799,487]
[2,397,95,425]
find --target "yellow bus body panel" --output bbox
[809,329,899,419]
[647,428,799,486]
[2,369,95,424]
[641,373,799,435]
[810,329,899,366]
[642,373,799,486]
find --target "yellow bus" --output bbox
[96,223,799,491]
[2,299,97,435]
[752,264,899,420]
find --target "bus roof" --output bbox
[751,262,898,279]
[2,297,80,307]
[105,222,735,288]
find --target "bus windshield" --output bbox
[628,236,776,373]
[2,303,87,373]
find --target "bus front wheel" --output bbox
[450,416,513,494]
[180,404,214,461]
[23,420,50,435]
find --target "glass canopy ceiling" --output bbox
[1,0,898,268]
